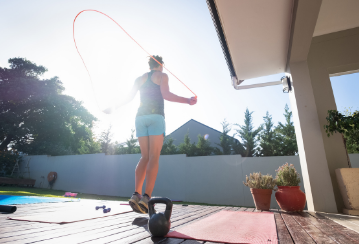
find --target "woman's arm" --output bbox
[103,76,142,114]
[160,73,197,105]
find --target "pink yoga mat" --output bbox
[7,205,133,224]
[166,210,277,244]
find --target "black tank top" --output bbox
[136,70,165,117]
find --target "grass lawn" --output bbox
[0,186,240,207]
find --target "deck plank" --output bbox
[0,204,194,238]
[300,212,359,244]
[121,207,230,244]
[245,208,255,212]
[273,212,294,244]
[3,200,359,244]
[103,206,227,244]
[180,241,204,244]
[291,213,336,243]
[3,205,203,243]
[2,210,143,238]
[236,207,247,211]
[314,212,359,239]
[280,212,315,244]
[42,206,222,244]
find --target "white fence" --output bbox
[19,154,359,208]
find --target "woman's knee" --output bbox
[148,154,160,164]
[141,155,149,162]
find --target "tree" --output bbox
[342,109,359,154]
[0,58,97,155]
[217,119,232,155]
[231,138,245,155]
[196,134,214,156]
[256,112,278,156]
[178,132,197,156]
[235,108,262,157]
[77,136,101,155]
[115,129,140,154]
[0,151,22,176]
[161,137,178,155]
[99,125,114,155]
[324,109,359,168]
[275,104,298,156]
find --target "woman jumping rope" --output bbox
[103,55,197,213]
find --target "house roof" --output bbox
[166,119,239,142]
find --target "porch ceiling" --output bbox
[314,0,359,37]
[214,0,294,80]
[211,0,359,81]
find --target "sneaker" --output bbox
[129,192,144,214]
[138,194,151,213]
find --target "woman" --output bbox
[104,55,197,213]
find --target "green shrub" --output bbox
[243,172,276,189]
[275,163,301,186]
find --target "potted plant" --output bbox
[275,163,305,212]
[324,109,359,215]
[243,172,276,211]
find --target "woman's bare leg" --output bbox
[135,136,149,195]
[145,134,164,197]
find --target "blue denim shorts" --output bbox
[135,114,166,137]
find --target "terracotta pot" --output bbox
[275,186,306,212]
[250,188,273,211]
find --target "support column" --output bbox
[288,61,337,213]
[307,28,359,212]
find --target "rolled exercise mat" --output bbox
[0,205,17,213]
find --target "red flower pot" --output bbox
[275,186,306,212]
[250,188,273,211]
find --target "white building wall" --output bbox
[20,154,359,208]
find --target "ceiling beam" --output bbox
[287,0,322,68]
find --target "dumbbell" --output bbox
[95,205,106,210]
[103,208,111,213]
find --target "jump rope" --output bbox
[73,9,197,112]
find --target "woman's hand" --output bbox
[188,97,197,105]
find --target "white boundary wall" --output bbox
[20,154,359,208]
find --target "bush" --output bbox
[0,151,22,176]
[243,172,276,189]
[275,163,301,186]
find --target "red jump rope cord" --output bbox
[73,9,197,101]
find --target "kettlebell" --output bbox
[148,197,173,237]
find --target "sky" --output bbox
[1,0,358,143]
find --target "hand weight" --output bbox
[95,205,106,210]
[148,197,173,237]
[103,208,111,213]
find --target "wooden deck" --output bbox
[1,200,359,244]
